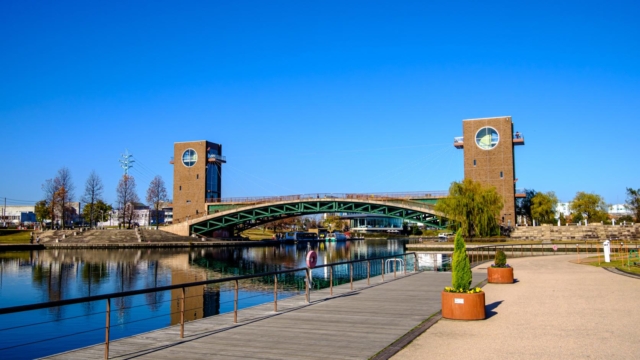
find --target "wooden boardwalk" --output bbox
[45,270,486,360]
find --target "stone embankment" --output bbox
[1,228,272,249]
[510,223,639,241]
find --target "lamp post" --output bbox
[99,210,105,228]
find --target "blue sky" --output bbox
[1,0,638,207]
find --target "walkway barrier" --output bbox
[464,242,640,268]
[0,252,419,359]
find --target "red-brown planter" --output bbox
[441,291,485,320]
[487,266,514,284]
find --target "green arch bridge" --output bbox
[186,192,448,236]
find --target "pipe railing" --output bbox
[0,252,419,359]
[463,242,640,266]
[205,191,448,205]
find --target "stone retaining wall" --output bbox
[510,224,639,241]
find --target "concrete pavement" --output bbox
[394,255,640,359]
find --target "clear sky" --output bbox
[1,0,638,208]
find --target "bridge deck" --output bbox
[45,270,486,360]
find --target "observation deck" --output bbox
[169,154,227,164]
[453,134,525,149]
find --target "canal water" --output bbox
[0,239,442,359]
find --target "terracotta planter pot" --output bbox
[487,266,514,284]
[441,291,485,320]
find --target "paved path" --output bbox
[45,269,485,360]
[394,255,640,359]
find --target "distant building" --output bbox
[107,202,173,227]
[0,205,36,226]
[556,202,571,217]
[341,214,403,231]
[608,204,632,218]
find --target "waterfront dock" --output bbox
[45,269,486,359]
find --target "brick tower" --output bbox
[170,140,225,224]
[454,116,525,226]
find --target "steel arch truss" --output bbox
[191,200,445,235]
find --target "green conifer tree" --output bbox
[451,229,472,291]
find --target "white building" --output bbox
[555,202,571,217]
[0,205,36,225]
[608,204,632,217]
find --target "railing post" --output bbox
[305,268,310,303]
[234,280,238,323]
[403,256,407,275]
[274,275,278,312]
[381,259,385,281]
[367,261,370,285]
[104,298,110,360]
[350,263,354,290]
[393,259,397,278]
[413,253,418,272]
[180,287,185,338]
[329,266,333,296]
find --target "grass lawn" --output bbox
[584,255,640,275]
[0,230,32,244]
[240,228,276,240]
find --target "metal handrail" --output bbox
[0,252,416,315]
[0,252,419,359]
[205,191,447,205]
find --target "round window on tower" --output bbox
[475,127,499,150]
[182,149,197,167]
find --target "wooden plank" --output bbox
[44,271,485,360]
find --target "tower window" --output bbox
[179,186,182,191]
[197,174,199,179]
[187,200,191,204]
[500,171,503,178]
[473,159,476,166]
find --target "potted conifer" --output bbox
[487,250,514,284]
[441,229,485,320]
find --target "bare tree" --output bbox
[54,167,75,229]
[116,175,139,229]
[42,178,59,228]
[41,167,75,229]
[146,176,168,229]
[82,170,104,228]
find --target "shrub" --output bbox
[494,250,507,267]
[450,229,472,292]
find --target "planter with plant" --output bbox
[487,249,514,284]
[441,229,485,320]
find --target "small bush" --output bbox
[494,250,507,267]
[450,229,473,292]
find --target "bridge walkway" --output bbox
[45,270,486,360]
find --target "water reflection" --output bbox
[0,239,415,359]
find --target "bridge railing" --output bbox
[205,191,447,205]
[0,252,419,359]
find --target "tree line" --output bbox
[36,167,168,229]
[435,179,639,238]
[516,188,639,226]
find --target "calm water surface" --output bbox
[0,239,427,359]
